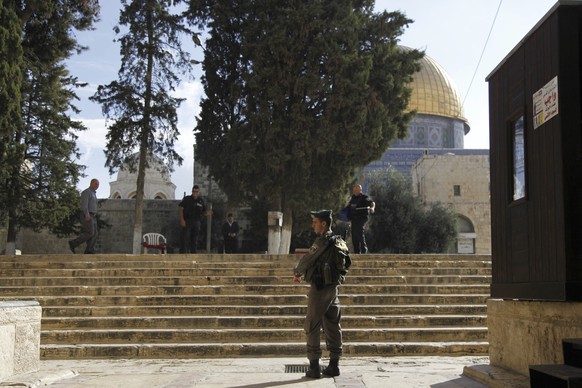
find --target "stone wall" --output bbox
[98,199,183,253]
[17,199,253,254]
[20,200,182,254]
[412,154,491,254]
[0,301,41,380]
[488,299,582,376]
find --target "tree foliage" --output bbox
[0,0,99,254]
[189,0,423,252]
[366,169,457,253]
[90,0,197,253]
[0,2,23,222]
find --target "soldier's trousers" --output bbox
[304,283,342,361]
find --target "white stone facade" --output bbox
[412,154,491,254]
[109,155,176,200]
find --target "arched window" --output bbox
[457,215,475,233]
[111,192,121,199]
[154,193,167,200]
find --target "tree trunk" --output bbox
[131,3,154,255]
[132,148,147,254]
[279,206,292,254]
[5,160,22,255]
[267,195,293,254]
[267,195,282,254]
[5,209,18,255]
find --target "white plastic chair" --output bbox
[142,233,167,254]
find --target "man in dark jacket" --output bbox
[293,210,342,379]
[179,185,207,253]
[221,213,240,253]
[347,184,375,254]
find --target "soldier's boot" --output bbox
[305,359,321,379]
[322,358,340,377]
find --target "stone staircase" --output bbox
[0,253,491,359]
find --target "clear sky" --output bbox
[68,0,557,198]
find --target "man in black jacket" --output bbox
[221,213,240,253]
[178,185,208,253]
[347,184,375,254]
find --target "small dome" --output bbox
[109,153,176,200]
[406,49,468,125]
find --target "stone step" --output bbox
[42,327,488,344]
[0,254,492,359]
[0,267,493,276]
[0,253,491,263]
[2,275,491,286]
[0,284,490,296]
[40,341,489,359]
[40,304,487,317]
[1,294,490,306]
[0,260,492,271]
[40,315,487,330]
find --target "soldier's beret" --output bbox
[310,210,332,221]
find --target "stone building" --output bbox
[412,153,491,254]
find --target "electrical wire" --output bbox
[462,0,504,107]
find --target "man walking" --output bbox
[69,178,99,254]
[293,210,343,378]
[347,184,375,253]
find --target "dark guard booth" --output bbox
[487,1,582,301]
[470,1,582,385]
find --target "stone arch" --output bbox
[457,214,475,233]
[111,192,122,199]
[456,214,476,254]
[154,192,167,200]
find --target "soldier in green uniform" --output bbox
[293,210,342,378]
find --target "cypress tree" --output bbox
[1,0,99,254]
[190,0,423,252]
[90,0,198,253]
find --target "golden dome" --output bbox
[407,51,468,124]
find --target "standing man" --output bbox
[347,184,375,254]
[221,213,240,253]
[69,178,99,254]
[179,185,207,253]
[293,210,343,379]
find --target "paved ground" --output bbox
[1,356,494,388]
